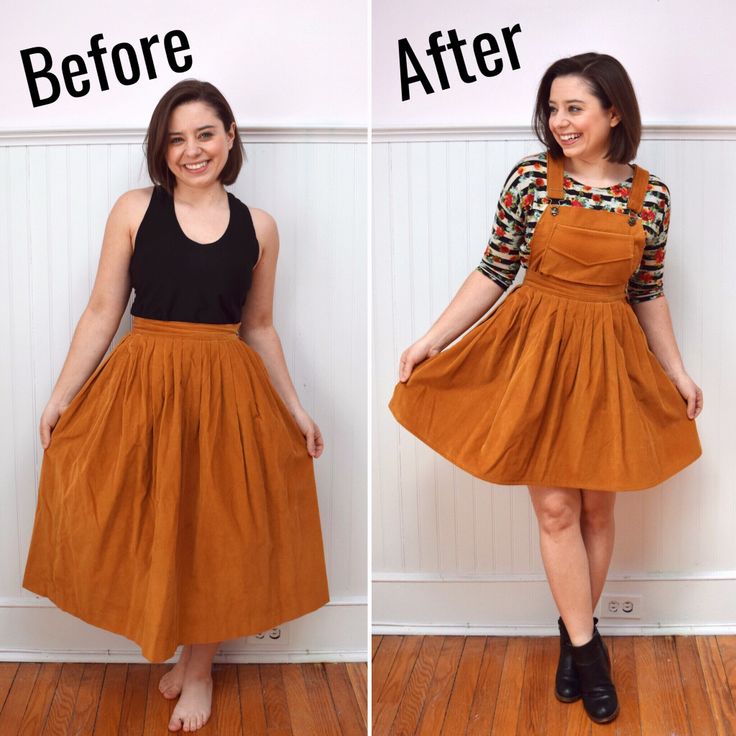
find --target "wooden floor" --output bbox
[373,634,736,735]
[0,660,367,735]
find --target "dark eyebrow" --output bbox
[548,99,586,104]
[168,125,216,135]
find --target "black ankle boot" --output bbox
[569,624,619,723]
[555,616,598,702]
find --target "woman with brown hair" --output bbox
[23,79,329,732]
[389,52,702,724]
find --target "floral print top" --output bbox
[477,151,671,303]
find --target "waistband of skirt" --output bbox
[131,316,242,339]
[522,269,628,303]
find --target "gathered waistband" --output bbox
[521,269,628,303]
[131,316,242,339]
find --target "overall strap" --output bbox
[627,164,649,214]
[546,151,565,200]
[547,151,649,215]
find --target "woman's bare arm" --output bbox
[41,190,136,447]
[239,208,323,457]
[398,270,504,382]
[631,296,703,419]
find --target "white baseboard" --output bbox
[2,648,368,664]
[373,624,736,636]
[373,578,736,635]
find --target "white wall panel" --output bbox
[0,132,367,661]
[373,131,735,631]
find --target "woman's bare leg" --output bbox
[168,641,219,732]
[528,485,595,645]
[580,489,617,611]
[159,644,192,699]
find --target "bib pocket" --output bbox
[539,223,636,286]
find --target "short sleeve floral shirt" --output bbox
[476,151,671,304]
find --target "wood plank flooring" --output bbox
[0,661,367,735]
[373,635,736,735]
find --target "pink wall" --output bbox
[4,0,367,129]
[373,0,735,127]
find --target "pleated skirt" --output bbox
[23,316,330,662]
[389,273,703,492]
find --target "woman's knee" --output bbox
[528,485,581,535]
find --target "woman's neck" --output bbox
[562,155,634,188]
[172,181,227,206]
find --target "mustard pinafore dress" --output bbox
[388,153,702,491]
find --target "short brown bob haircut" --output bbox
[144,79,245,195]
[532,53,642,164]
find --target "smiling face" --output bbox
[548,75,620,161]
[165,100,235,189]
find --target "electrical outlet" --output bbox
[254,627,282,640]
[600,593,642,619]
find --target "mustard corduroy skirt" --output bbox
[23,316,330,662]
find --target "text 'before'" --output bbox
[20,31,193,108]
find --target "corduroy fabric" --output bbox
[23,316,330,662]
[388,154,702,491]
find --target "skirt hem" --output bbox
[22,582,330,663]
[390,404,703,492]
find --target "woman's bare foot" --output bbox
[167,641,219,732]
[167,673,213,732]
[159,645,192,699]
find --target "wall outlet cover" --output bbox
[600,593,643,619]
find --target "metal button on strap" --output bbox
[628,214,637,226]
[550,206,559,216]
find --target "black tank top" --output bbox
[129,185,260,323]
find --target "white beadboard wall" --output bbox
[0,130,367,662]
[372,130,736,635]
